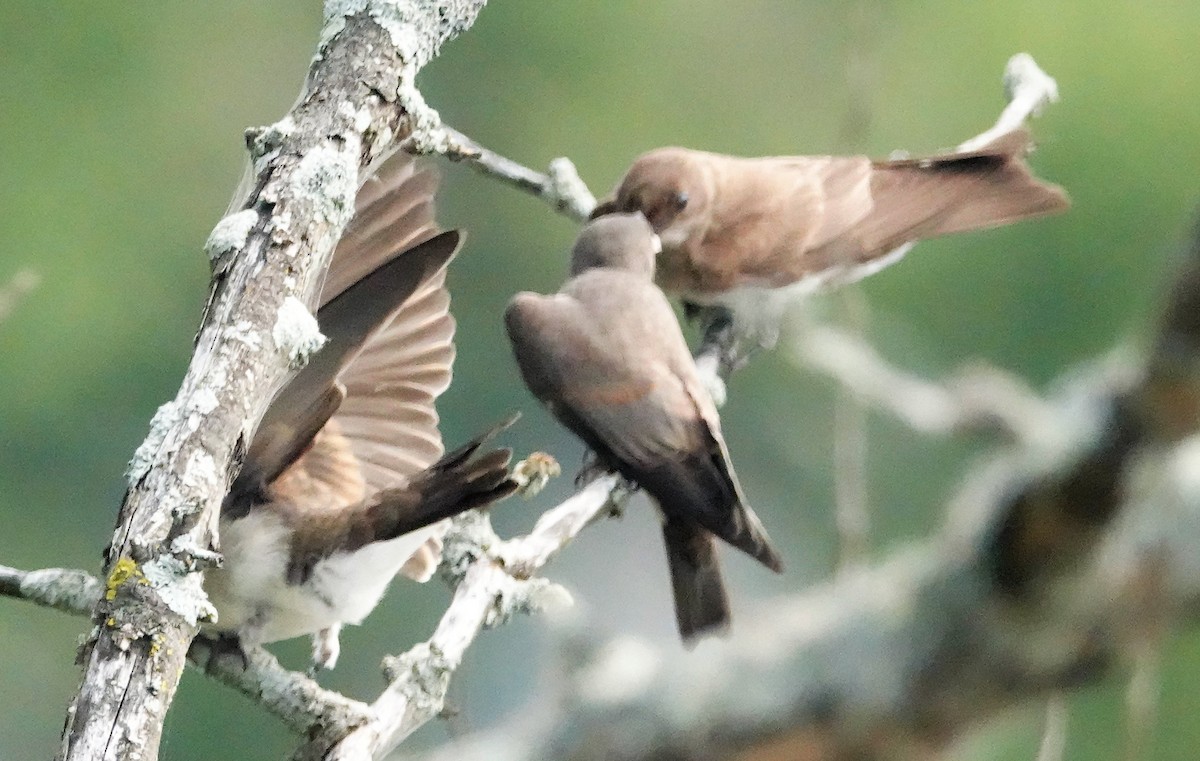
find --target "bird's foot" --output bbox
[309,625,342,674]
[574,451,609,489]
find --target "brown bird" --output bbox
[205,156,517,670]
[504,212,783,642]
[592,129,1070,353]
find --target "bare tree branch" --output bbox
[59,3,491,759]
[793,322,1067,446]
[403,125,597,221]
[3,475,631,760]
[301,474,628,760]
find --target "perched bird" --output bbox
[504,213,783,642]
[205,156,517,670]
[592,129,1070,352]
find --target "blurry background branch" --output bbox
[409,217,1200,760]
[0,269,39,324]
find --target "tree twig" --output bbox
[403,125,597,221]
[304,474,629,760]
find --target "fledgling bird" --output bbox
[504,212,783,642]
[592,129,1070,354]
[205,156,518,671]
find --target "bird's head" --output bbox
[569,212,662,278]
[594,148,711,247]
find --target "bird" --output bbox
[504,212,783,642]
[591,129,1070,362]
[204,155,518,671]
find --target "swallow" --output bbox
[205,155,517,670]
[504,212,783,642]
[592,129,1070,357]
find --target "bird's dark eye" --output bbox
[673,191,689,210]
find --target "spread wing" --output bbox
[229,154,457,511]
[233,231,461,505]
[319,156,441,306]
[331,255,455,494]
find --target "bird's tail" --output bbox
[662,520,731,642]
[365,414,520,544]
[864,128,1069,252]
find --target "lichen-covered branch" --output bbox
[59,3,490,760]
[406,356,1184,761]
[404,125,597,221]
[0,565,102,615]
[2,475,629,760]
[302,474,629,760]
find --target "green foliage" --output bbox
[1,2,1197,758]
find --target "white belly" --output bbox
[204,512,445,645]
[686,242,915,345]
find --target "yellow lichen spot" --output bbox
[106,617,116,627]
[105,557,142,600]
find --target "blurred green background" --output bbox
[2,2,1198,759]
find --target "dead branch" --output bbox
[58,3,491,759]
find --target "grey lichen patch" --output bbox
[338,101,373,134]
[289,141,358,228]
[246,116,296,169]
[19,568,103,613]
[486,577,573,628]
[189,388,220,416]
[170,535,223,569]
[226,320,264,352]
[382,642,453,709]
[127,401,183,485]
[142,555,218,626]
[273,296,327,369]
[204,209,259,264]
[321,1,420,62]
[439,511,500,582]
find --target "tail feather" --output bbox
[364,418,520,543]
[647,453,784,574]
[864,128,1069,252]
[663,521,731,642]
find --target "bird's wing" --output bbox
[240,231,461,501]
[505,281,782,570]
[231,153,456,507]
[860,127,1070,253]
[505,288,693,467]
[319,156,441,306]
[331,253,455,494]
